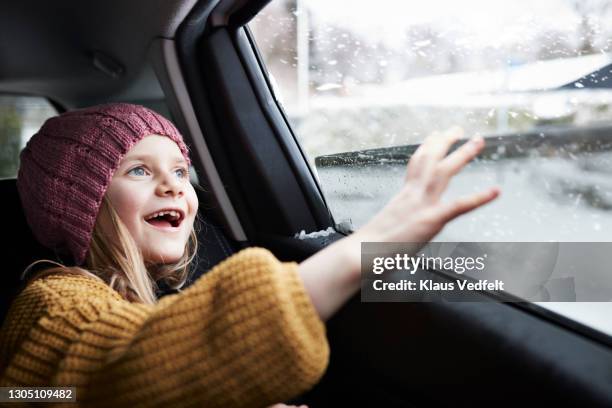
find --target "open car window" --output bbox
[249,0,612,339]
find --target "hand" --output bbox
[353,126,500,245]
[299,126,500,321]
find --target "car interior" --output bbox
[1,0,612,406]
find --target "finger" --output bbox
[417,127,465,191]
[439,136,485,177]
[436,186,500,223]
[406,127,463,182]
[429,126,464,162]
[405,131,440,182]
[430,136,485,196]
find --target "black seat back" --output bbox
[0,178,60,324]
[0,178,240,324]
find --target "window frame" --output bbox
[176,1,336,247]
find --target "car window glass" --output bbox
[0,95,57,179]
[250,0,612,338]
[250,0,612,239]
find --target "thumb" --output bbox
[436,187,500,224]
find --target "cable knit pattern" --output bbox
[0,248,329,407]
[16,103,192,266]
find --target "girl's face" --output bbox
[104,134,198,264]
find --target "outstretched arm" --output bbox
[299,127,500,320]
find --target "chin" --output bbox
[144,249,184,265]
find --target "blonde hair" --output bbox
[21,195,200,304]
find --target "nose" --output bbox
[156,172,184,198]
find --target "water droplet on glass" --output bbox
[414,40,432,48]
[316,83,342,91]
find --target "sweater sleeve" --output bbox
[0,247,329,408]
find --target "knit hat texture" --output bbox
[16,102,192,266]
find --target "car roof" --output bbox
[0,0,197,109]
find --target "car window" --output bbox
[250,0,612,239]
[249,0,612,338]
[0,95,57,179]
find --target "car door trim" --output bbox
[149,37,247,241]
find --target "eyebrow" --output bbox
[123,154,187,165]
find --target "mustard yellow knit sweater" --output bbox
[0,247,329,407]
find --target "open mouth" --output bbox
[144,209,185,229]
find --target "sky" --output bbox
[304,0,584,49]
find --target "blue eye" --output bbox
[175,167,189,179]
[128,166,148,176]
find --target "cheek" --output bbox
[186,185,199,217]
[105,183,146,228]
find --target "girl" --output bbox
[0,103,498,407]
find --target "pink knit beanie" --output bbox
[16,102,192,266]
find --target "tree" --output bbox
[567,0,612,54]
